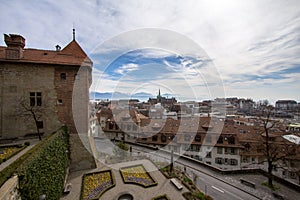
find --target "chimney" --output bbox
[55,45,61,51]
[4,34,25,59]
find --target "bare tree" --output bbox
[16,95,47,140]
[257,105,296,187]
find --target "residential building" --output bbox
[97,109,300,183]
[275,100,298,111]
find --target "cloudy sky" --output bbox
[1,0,299,103]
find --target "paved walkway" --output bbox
[0,139,39,171]
[61,159,188,200]
[222,174,299,200]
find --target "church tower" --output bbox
[157,88,162,103]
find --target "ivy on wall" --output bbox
[17,126,70,200]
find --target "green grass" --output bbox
[262,181,280,191]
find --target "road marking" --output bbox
[221,188,245,200]
[211,186,225,193]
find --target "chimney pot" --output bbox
[4,34,25,48]
[55,45,61,51]
[4,34,25,59]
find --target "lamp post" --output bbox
[38,194,46,200]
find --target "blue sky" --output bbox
[1,0,300,103]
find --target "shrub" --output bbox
[196,192,205,200]
[184,177,192,183]
[24,141,30,146]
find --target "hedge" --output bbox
[17,126,70,200]
[0,126,70,200]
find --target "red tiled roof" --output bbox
[61,40,87,58]
[0,40,92,66]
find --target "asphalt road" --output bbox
[131,145,259,200]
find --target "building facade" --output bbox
[0,33,95,171]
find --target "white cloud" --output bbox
[114,63,139,74]
[1,0,299,102]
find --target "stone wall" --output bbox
[0,175,20,200]
[0,63,61,139]
[69,133,96,171]
[68,65,96,171]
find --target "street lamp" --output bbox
[38,194,46,200]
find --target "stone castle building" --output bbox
[0,32,95,171]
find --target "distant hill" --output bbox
[90,91,153,102]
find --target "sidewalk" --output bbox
[222,174,299,200]
[0,139,39,171]
[178,159,299,200]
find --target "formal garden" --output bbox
[79,140,212,199]
[79,161,213,200]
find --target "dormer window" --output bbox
[195,135,201,142]
[217,136,223,144]
[152,135,158,141]
[228,135,235,144]
[161,134,167,142]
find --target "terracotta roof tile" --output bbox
[61,40,87,58]
[0,40,92,66]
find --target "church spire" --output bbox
[157,88,162,102]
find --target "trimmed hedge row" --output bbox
[0,137,51,187]
[17,126,70,200]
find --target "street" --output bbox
[131,145,259,200]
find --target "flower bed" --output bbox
[81,170,115,200]
[120,164,157,188]
[0,145,25,164]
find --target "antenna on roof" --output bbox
[72,28,76,41]
[72,23,76,41]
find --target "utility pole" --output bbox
[170,150,174,172]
